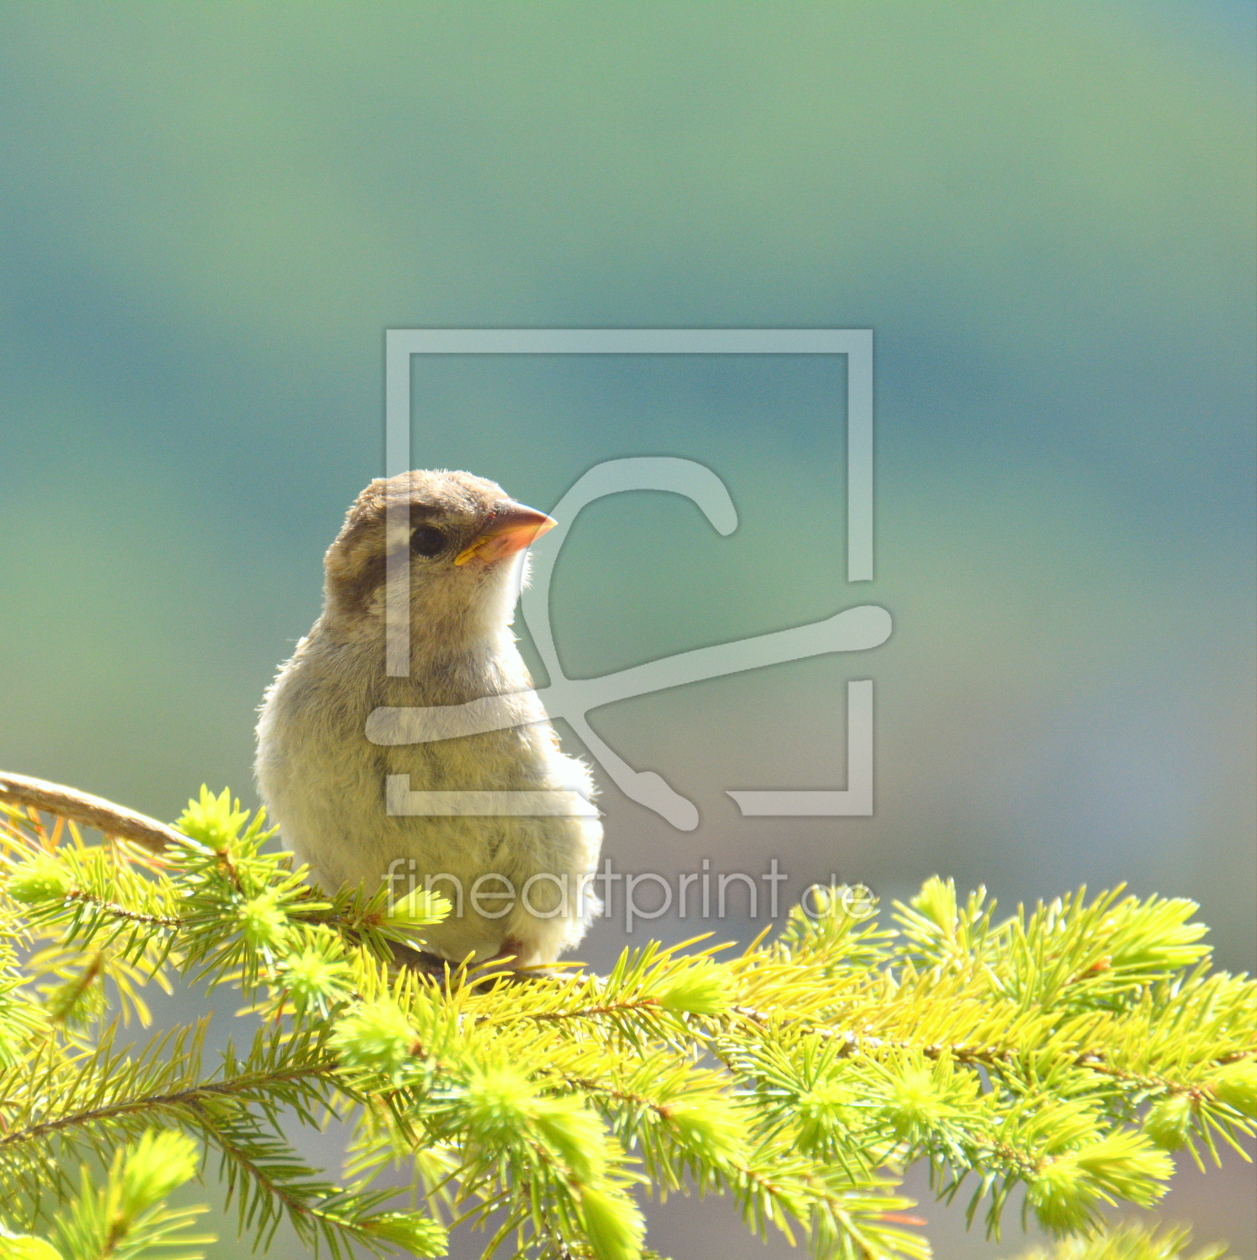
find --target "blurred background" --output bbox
[0,3,1253,1256]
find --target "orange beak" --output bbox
[454,502,557,566]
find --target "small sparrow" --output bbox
[255,470,602,968]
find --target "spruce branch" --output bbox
[0,775,1252,1260]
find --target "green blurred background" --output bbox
[0,4,1253,1256]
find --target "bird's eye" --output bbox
[410,524,447,557]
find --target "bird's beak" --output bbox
[454,502,557,566]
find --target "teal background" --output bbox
[0,4,1253,1256]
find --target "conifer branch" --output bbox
[0,775,1251,1260]
[0,1064,337,1151]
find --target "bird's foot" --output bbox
[388,939,557,989]
[387,939,456,979]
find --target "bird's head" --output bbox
[322,469,555,642]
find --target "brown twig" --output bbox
[0,771,183,854]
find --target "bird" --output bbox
[254,469,602,969]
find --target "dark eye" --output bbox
[410,524,447,557]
